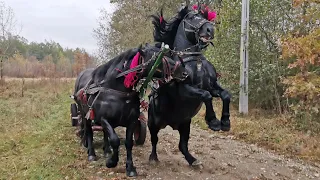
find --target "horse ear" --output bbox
[203,10,208,19]
[185,0,190,6]
[137,44,145,57]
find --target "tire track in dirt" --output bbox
[92,124,320,180]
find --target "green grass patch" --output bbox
[0,79,124,180]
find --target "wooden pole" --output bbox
[239,0,249,114]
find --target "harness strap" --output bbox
[182,56,200,63]
[116,54,152,79]
[162,57,172,82]
[86,86,137,98]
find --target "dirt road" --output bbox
[90,124,320,180]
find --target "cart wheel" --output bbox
[71,103,78,126]
[134,121,147,145]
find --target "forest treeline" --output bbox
[2,36,96,78]
[0,2,96,79]
[94,0,320,129]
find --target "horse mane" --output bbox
[91,48,138,82]
[149,5,190,49]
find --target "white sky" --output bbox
[3,0,116,54]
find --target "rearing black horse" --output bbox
[148,4,231,167]
[72,44,187,177]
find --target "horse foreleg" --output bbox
[148,120,160,162]
[179,84,221,131]
[101,118,120,168]
[85,119,96,161]
[125,120,138,177]
[212,81,231,131]
[178,120,201,166]
[103,130,112,158]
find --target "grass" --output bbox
[192,100,320,163]
[1,78,319,179]
[0,78,127,180]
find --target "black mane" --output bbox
[150,5,190,49]
[91,48,138,82]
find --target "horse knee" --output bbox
[202,91,212,101]
[220,90,231,102]
[109,135,120,148]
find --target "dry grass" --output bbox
[0,78,127,179]
[192,100,320,163]
[1,78,319,179]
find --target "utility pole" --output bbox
[239,0,249,114]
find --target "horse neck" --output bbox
[140,47,163,79]
[101,58,135,93]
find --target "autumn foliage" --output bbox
[281,0,320,121]
[3,49,95,78]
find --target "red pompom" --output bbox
[89,108,95,120]
[192,4,217,21]
[124,52,140,88]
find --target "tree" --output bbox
[0,1,19,80]
[72,50,95,76]
[93,0,184,61]
[281,0,320,123]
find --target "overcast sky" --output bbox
[4,0,115,54]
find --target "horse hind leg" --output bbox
[101,118,120,168]
[178,120,201,167]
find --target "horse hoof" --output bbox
[88,155,97,162]
[221,120,230,131]
[149,154,159,164]
[191,160,203,169]
[208,123,221,131]
[104,152,112,159]
[126,168,138,177]
[106,159,118,168]
[221,126,230,131]
[149,159,159,165]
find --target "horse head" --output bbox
[151,2,217,51]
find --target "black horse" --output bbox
[147,4,231,167]
[72,44,187,177]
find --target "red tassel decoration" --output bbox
[124,52,140,88]
[192,4,217,21]
[89,108,95,120]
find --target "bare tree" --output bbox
[0,1,18,80]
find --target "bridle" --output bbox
[182,11,214,49]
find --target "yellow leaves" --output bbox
[281,28,320,69]
[293,0,320,7]
[72,51,94,76]
[282,72,320,116]
[293,0,305,7]
[283,72,320,97]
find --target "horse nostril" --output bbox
[207,27,211,33]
